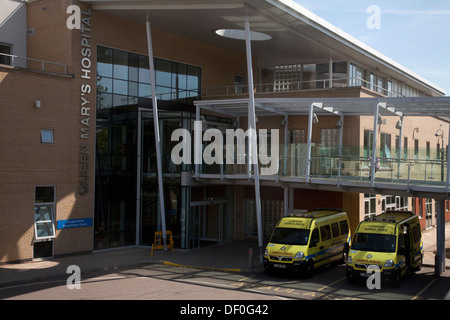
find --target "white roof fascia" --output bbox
[267,0,446,96]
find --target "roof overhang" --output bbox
[194,96,450,118]
[80,0,445,96]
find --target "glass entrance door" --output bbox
[188,200,229,248]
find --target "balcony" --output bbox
[0,52,68,76]
[191,96,450,199]
[191,147,449,198]
[203,77,404,99]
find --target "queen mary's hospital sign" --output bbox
[67,5,92,195]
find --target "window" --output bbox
[273,64,302,92]
[364,130,374,158]
[0,43,12,65]
[369,73,376,91]
[289,129,305,144]
[34,186,56,241]
[96,46,201,108]
[310,228,320,245]
[331,222,340,238]
[320,225,331,241]
[339,220,349,235]
[403,137,408,159]
[364,194,376,218]
[234,74,245,94]
[40,129,54,144]
[414,139,419,159]
[243,199,284,239]
[349,63,363,87]
[321,129,339,147]
[380,132,391,164]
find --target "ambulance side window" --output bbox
[320,225,331,241]
[310,228,319,247]
[331,223,339,238]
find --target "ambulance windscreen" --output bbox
[352,233,396,253]
[270,228,310,246]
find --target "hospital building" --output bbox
[1,0,449,263]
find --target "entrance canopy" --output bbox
[195,96,450,118]
[81,0,444,97]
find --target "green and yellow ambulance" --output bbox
[263,209,350,276]
[346,211,423,287]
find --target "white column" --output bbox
[146,16,167,250]
[245,18,263,263]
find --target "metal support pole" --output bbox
[245,18,263,263]
[146,15,167,251]
[283,186,288,216]
[329,55,333,88]
[397,116,404,179]
[283,115,288,176]
[195,105,201,178]
[370,102,383,188]
[436,200,446,275]
[306,102,321,181]
[136,109,142,245]
[338,115,344,159]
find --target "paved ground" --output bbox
[0,222,448,290]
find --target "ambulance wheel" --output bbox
[305,260,314,277]
[393,269,402,288]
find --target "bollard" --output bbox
[435,255,440,278]
[248,248,253,269]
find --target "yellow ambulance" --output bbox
[346,211,423,287]
[263,209,350,276]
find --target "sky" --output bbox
[295,0,450,96]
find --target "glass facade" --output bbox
[94,46,201,250]
[97,46,201,108]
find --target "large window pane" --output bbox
[97,76,112,93]
[97,46,113,77]
[128,52,139,82]
[139,55,150,84]
[156,59,171,87]
[113,79,128,95]
[113,49,128,80]
[139,83,151,97]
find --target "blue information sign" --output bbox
[57,218,93,230]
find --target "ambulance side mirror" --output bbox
[344,243,350,253]
[309,239,317,248]
[398,247,405,255]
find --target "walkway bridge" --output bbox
[191,97,450,273]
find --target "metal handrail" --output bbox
[202,77,404,98]
[0,52,67,75]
